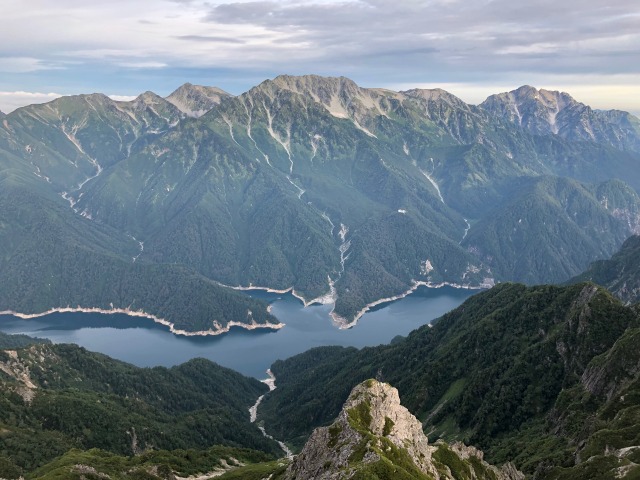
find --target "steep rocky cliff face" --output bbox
[544,324,640,479]
[283,380,524,480]
[572,235,640,304]
[481,85,640,152]
[165,83,232,118]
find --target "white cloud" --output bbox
[0,57,59,73]
[0,91,63,113]
[0,0,639,114]
[116,61,168,69]
[0,0,276,70]
[496,43,560,56]
[108,94,137,102]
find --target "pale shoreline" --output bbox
[227,279,488,330]
[0,280,486,337]
[226,279,488,330]
[329,280,490,329]
[229,283,336,307]
[0,306,285,337]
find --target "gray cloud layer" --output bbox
[205,0,640,78]
[0,0,639,112]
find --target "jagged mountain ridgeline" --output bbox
[1,75,640,332]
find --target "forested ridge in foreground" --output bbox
[2,212,640,477]
[259,281,640,478]
[2,277,640,477]
[0,342,281,478]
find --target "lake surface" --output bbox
[0,286,476,379]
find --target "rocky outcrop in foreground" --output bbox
[283,379,524,479]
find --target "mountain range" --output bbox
[1,75,640,332]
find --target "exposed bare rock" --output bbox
[0,349,38,403]
[166,83,232,117]
[481,85,640,152]
[581,328,640,400]
[282,379,524,479]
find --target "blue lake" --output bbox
[0,286,476,379]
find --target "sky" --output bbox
[1,0,639,115]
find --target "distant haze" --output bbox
[1,83,639,118]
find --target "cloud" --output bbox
[0,0,639,113]
[0,57,62,73]
[0,91,62,113]
[116,61,168,69]
[202,0,640,77]
[108,94,137,102]
[175,35,246,44]
[2,0,636,77]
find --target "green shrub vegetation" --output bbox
[27,446,276,480]
[0,331,50,349]
[0,343,280,474]
[260,282,640,478]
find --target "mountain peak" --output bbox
[512,85,576,106]
[341,379,428,444]
[481,85,584,135]
[133,90,164,105]
[253,74,362,107]
[485,84,576,103]
[269,74,359,92]
[402,87,470,108]
[480,85,640,149]
[166,83,232,118]
[513,84,538,95]
[283,379,524,479]
[247,74,399,136]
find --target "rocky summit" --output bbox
[283,379,524,480]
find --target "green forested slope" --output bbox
[2,76,640,324]
[259,282,640,478]
[0,343,280,477]
[0,331,49,349]
[23,447,277,480]
[462,177,640,284]
[0,178,278,333]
